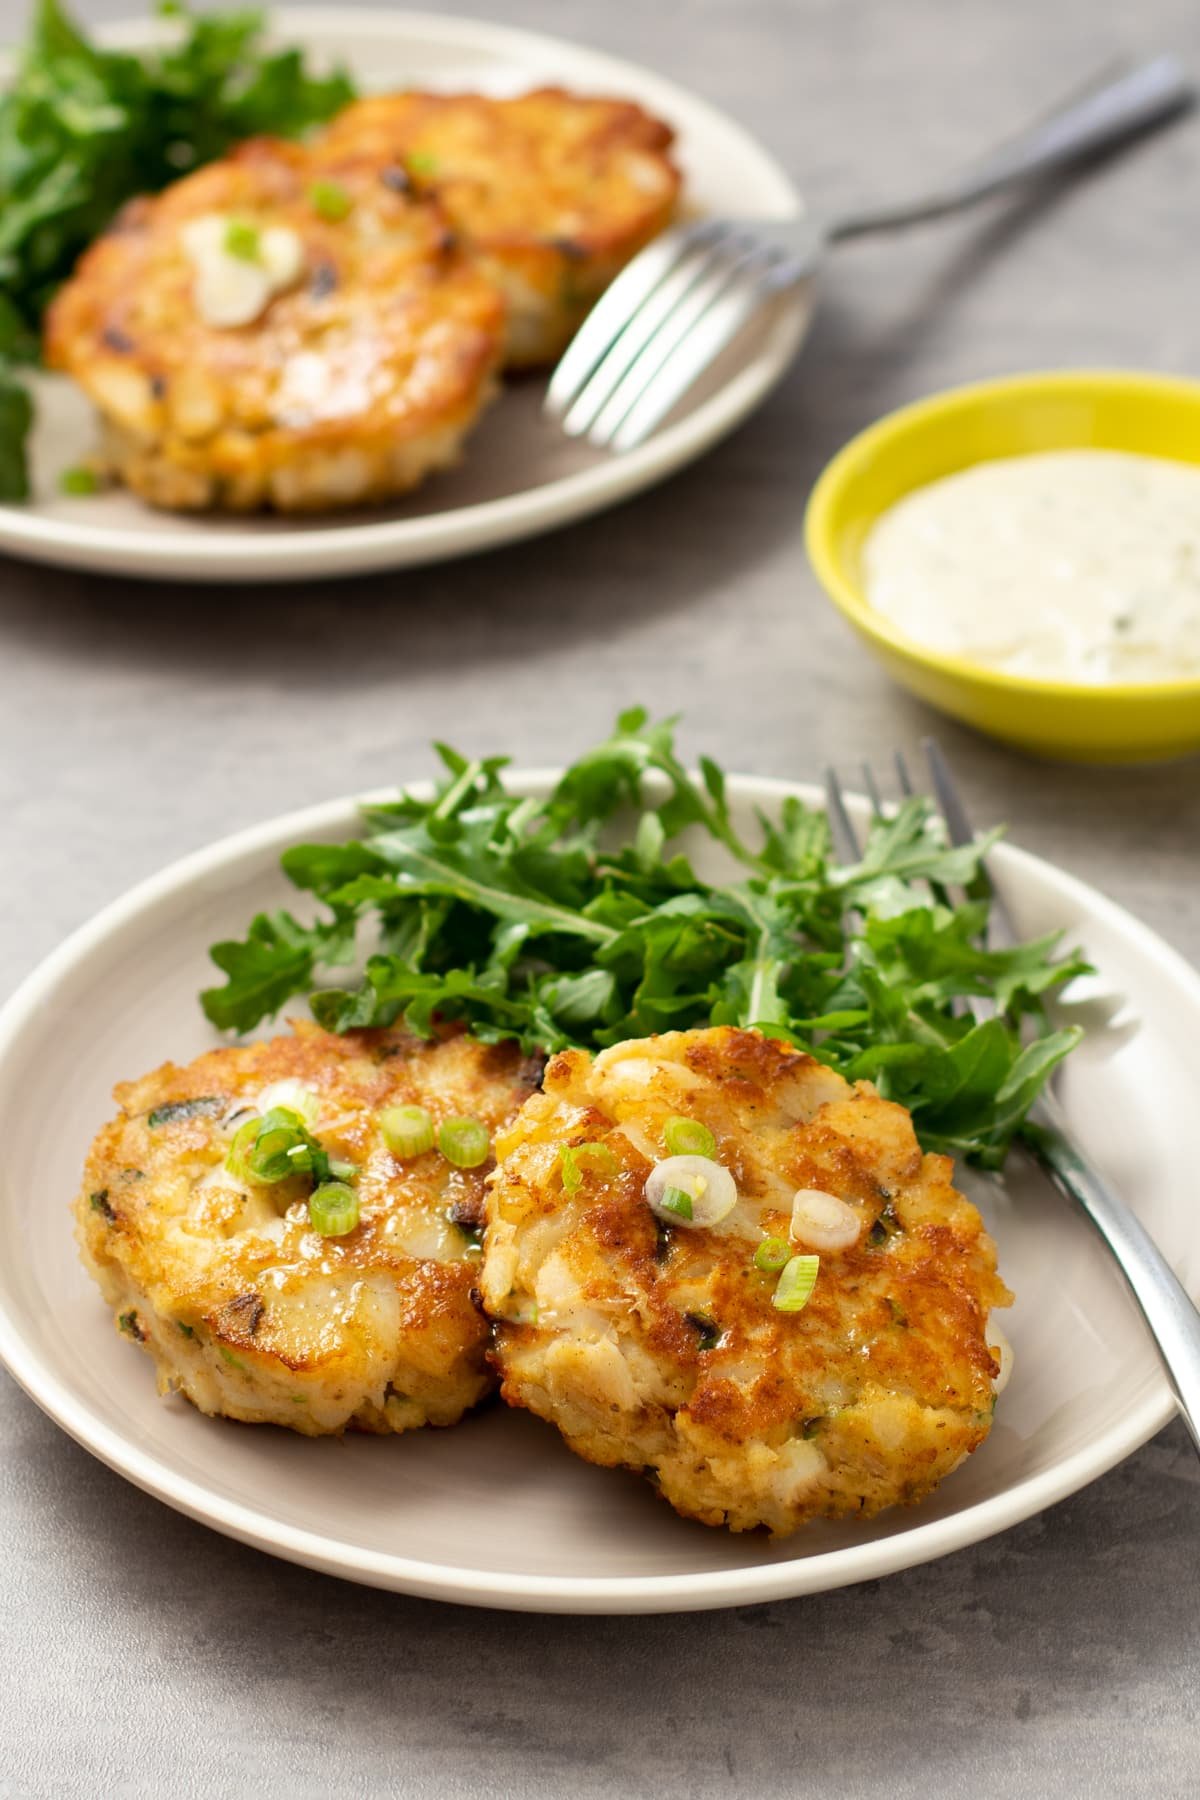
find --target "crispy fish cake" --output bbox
[44,136,505,512]
[482,1027,1012,1535]
[76,1023,539,1436]
[315,88,681,365]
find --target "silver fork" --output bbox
[825,740,1200,1457]
[546,53,1193,453]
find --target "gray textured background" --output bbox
[2,0,1199,1794]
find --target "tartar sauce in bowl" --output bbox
[862,449,1200,684]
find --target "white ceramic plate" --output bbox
[1,773,1197,1613]
[0,8,809,583]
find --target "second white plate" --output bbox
[0,7,810,583]
[0,774,1197,1612]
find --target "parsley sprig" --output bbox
[201,709,1091,1169]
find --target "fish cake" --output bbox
[75,1022,539,1435]
[482,1027,1012,1535]
[44,136,505,512]
[314,88,681,365]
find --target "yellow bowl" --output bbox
[804,369,1200,762]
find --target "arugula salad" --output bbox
[201,711,1089,1169]
[0,0,356,496]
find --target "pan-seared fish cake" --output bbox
[75,1023,539,1435]
[482,1027,1012,1536]
[44,136,505,513]
[314,88,681,365]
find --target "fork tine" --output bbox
[582,241,766,446]
[544,220,722,419]
[894,749,915,797]
[560,229,747,438]
[860,761,884,818]
[920,737,1021,946]
[920,738,974,849]
[607,250,809,453]
[823,766,864,863]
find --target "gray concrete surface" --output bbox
[2,0,1199,1794]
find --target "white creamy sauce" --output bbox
[863,449,1200,683]
[181,214,305,329]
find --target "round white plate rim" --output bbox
[0,8,806,583]
[0,771,1188,1612]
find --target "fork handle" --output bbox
[827,53,1194,241]
[1026,1100,1200,1456]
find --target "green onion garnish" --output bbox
[225,1113,262,1181]
[59,465,98,496]
[309,178,352,221]
[663,1116,716,1158]
[308,1181,360,1237]
[438,1116,491,1169]
[247,1110,310,1182]
[407,150,439,176]
[224,219,261,262]
[559,1141,618,1193]
[754,1236,791,1273]
[381,1103,435,1158]
[773,1254,820,1313]
[658,1186,694,1221]
[226,1105,346,1190]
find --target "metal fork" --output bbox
[546,53,1193,452]
[824,740,1200,1457]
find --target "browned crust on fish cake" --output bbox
[76,1021,537,1435]
[45,136,505,512]
[314,88,681,365]
[482,1027,1011,1534]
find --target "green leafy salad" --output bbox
[0,0,356,496]
[201,711,1089,1170]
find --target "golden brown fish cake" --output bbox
[75,1022,540,1435]
[314,88,681,365]
[482,1027,1012,1536]
[44,136,505,512]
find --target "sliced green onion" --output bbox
[224,218,261,262]
[559,1141,618,1193]
[225,1105,352,1192]
[645,1155,737,1228]
[381,1104,435,1158]
[309,1181,360,1237]
[658,1186,694,1221]
[754,1236,791,1273]
[248,1116,308,1182]
[407,150,439,176]
[225,1113,262,1180]
[255,1080,320,1126]
[309,178,352,221]
[438,1116,491,1169]
[773,1254,820,1313]
[59,465,98,496]
[663,1116,716,1158]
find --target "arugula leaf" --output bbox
[201,711,1090,1167]
[201,910,353,1033]
[0,370,33,500]
[0,0,356,496]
